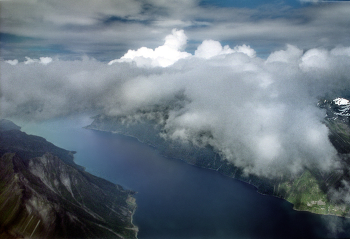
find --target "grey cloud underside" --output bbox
[2,43,350,178]
[1,1,350,59]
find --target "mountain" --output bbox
[86,98,350,217]
[319,98,350,154]
[330,98,350,117]
[0,120,138,239]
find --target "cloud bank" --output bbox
[1,0,350,60]
[2,30,350,178]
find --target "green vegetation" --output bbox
[325,119,350,154]
[326,119,350,142]
[279,170,348,216]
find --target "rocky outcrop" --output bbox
[0,120,138,239]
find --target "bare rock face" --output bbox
[0,120,138,239]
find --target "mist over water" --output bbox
[3,0,350,237]
[19,116,350,238]
[3,36,350,179]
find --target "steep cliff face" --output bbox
[0,121,138,239]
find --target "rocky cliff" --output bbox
[0,119,138,239]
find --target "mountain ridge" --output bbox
[0,120,138,239]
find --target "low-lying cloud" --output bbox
[2,30,350,178]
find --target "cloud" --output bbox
[194,40,256,59]
[2,31,350,179]
[109,30,256,67]
[23,57,53,65]
[1,0,350,60]
[299,0,321,3]
[5,59,18,65]
[266,44,303,63]
[109,29,191,67]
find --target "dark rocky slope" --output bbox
[0,119,138,239]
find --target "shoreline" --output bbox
[85,125,349,219]
[127,195,139,238]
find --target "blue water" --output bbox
[19,115,350,238]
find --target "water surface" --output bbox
[20,116,350,238]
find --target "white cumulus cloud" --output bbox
[108,29,191,67]
[5,59,19,65]
[195,40,256,59]
[24,57,53,65]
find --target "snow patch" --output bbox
[334,98,350,106]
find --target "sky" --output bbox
[1,0,350,60]
[1,0,350,180]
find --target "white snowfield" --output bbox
[333,98,350,106]
[333,98,350,117]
